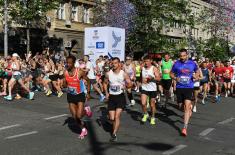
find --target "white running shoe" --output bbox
[193,106,197,112]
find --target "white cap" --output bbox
[12,53,19,57]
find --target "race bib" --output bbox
[194,81,200,87]
[179,76,190,85]
[163,69,170,74]
[110,85,121,92]
[67,87,78,95]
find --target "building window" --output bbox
[71,4,78,22]
[57,3,65,20]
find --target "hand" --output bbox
[143,78,148,84]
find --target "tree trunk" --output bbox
[26,28,30,54]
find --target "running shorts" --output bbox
[161,79,172,90]
[141,90,157,99]
[67,92,86,104]
[176,88,193,103]
[108,93,126,111]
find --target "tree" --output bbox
[196,0,235,59]
[94,0,136,38]
[0,0,60,53]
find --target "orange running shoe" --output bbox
[181,128,187,137]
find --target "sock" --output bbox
[184,124,188,129]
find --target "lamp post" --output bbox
[4,0,8,57]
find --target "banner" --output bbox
[84,27,125,65]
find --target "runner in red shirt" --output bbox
[212,61,224,102]
[222,60,234,97]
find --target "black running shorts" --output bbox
[108,93,126,111]
[67,92,86,104]
[176,88,193,103]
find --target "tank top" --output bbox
[141,66,157,91]
[108,70,125,95]
[136,65,141,77]
[124,65,134,79]
[65,68,85,95]
[201,68,209,82]
[12,62,21,76]
[161,59,173,80]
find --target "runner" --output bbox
[161,53,173,108]
[200,61,211,104]
[84,55,105,102]
[64,55,92,139]
[103,57,133,142]
[193,62,203,112]
[170,49,199,136]
[212,61,223,102]
[231,59,235,95]
[141,56,161,125]
[222,60,234,97]
[4,53,34,101]
[123,56,136,106]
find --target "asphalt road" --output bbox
[0,92,234,155]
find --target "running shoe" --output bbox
[130,100,136,106]
[109,134,117,142]
[215,96,220,103]
[79,128,88,139]
[202,99,205,105]
[29,92,35,100]
[141,113,149,122]
[57,91,63,98]
[218,95,221,102]
[46,90,52,96]
[4,95,12,101]
[15,94,22,100]
[225,93,228,98]
[99,95,105,102]
[84,106,92,117]
[150,117,156,125]
[181,128,187,137]
[192,106,197,113]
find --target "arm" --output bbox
[153,66,161,82]
[79,69,90,94]
[103,73,109,99]
[124,72,133,89]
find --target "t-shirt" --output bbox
[222,66,234,79]
[86,61,96,79]
[231,65,235,81]
[212,67,224,82]
[171,60,198,88]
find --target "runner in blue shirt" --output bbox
[170,49,199,137]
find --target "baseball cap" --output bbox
[12,53,19,57]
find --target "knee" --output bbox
[76,112,83,119]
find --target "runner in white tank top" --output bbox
[103,57,132,142]
[141,56,160,126]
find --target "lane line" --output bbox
[199,128,215,137]
[5,131,38,139]
[218,117,235,125]
[162,145,187,155]
[0,124,21,131]
[44,114,68,120]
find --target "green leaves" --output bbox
[0,0,60,26]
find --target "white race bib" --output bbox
[110,85,121,92]
[194,81,200,87]
[179,76,190,85]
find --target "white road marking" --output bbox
[218,117,235,125]
[199,128,215,137]
[162,145,187,155]
[44,114,68,120]
[5,131,38,139]
[0,124,21,131]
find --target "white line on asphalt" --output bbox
[162,145,187,155]
[218,117,235,125]
[44,114,68,120]
[5,131,38,139]
[0,124,21,131]
[199,128,215,137]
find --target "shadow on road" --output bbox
[63,117,81,134]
